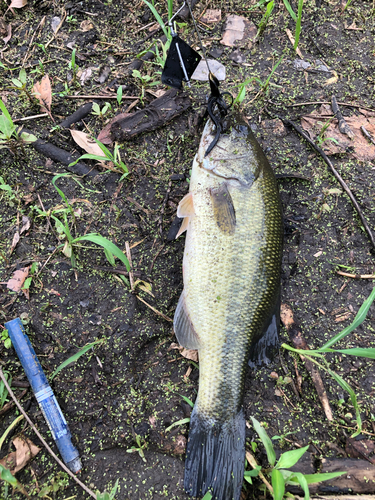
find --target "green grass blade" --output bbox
[0,415,24,450]
[264,54,284,88]
[320,287,375,349]
[0,464,19,488]
[0,99,12,123]
[73,233,130,270]
[142,0,168,38]
[292,472,309,499]
[330,348,375,359]
[201,492,212,500]
[271,468,285,500]
[251,416,276,466]
[93,138,113,159]
[294,0,304,50]
[69,153,108,167]
[327,368,361,436]
[276,445,309,469]
[50,339,104,380]
[165,417,190,433]
[298,471,345,484]
[283,0,297,21]
[179,394,194,408]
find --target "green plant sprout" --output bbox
[69,139,129,180]
[9,68,34,101]
[142,0,172,40]
[132,69,159,104]
[34,174,130,273]
[96,479,119,500]
[116,85,123,105]
[283,0,304,50]
[283,286,375,437]
[234,53,284,105]
[316,117,339,147]
[0,371,11,409]
[38,472,69,498]
[0,416,24,451]
[50,339,104,380]
[126,434,147,462]
[92,101,112,120]
[256,0,275,39]
[0,464,29,498]
[249,417,344,499]
[0,99,37,155]
[68,48,79,83]
[1,329,11,350]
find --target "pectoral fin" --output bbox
[177,192,195,218]
[210,183,236,235]
[174,291,201,349]
[176,217,189,238]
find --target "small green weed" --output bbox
[0,464,29,498]
[0,99,37,155]
[69,140,129,180]
[283,286,375,437]
[248,417,344,498]
[96,479,119,500]
[256,0,275,39]
[38,472,69,498]
[9,69,34,101]
[116,85,123,105]
[1,329,11,350]
[92,101,112,120]
[283,0,304,50]
[68,48,79,84]
[132,69,159,105]
[127,434,147,462]
[0,371,12,409]
[50,339,105,380]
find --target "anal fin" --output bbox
[173,291,200,350]
[248,291,280,368]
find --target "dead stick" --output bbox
[336,270,375,279]
[245,451,273,494]
[0,367,96,499]
[270,113,375,250]
[280,304,333,422]
[360,126,375,146]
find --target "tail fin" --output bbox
[184,408,245,500]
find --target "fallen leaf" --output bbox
[2,22,12,44]
[7,267,30,292]
[9,232,19,255]
[22,193,35,205]
[51,16,61,33]
[301,105,375,161]
[97,113,130,144]
[0,437,40,474]
[79,67,93,86]
[180,348,198,362]
[220,15,257,47]
[323,70,338,86]
[70,129,106,164]
[201,9,221,24]
[80,20,94,31]
[20,215,31,234]
[33,75,53,119]
[314,250,323,257]
[9,0,27,7]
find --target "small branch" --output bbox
[280,304,333,422]
[360,125,375,146]
[245,451,273,494]
[0,368,96,499]
[13,113,49,123]
[65,95,138,100]
[125,241,134,292]
[269,112,375,250]
[336,270,375,279]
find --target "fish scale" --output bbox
[174,113,283,500]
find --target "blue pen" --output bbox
[5,318,82,473]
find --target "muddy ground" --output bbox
[1,0,375,499]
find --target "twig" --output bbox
[125,241,134,292]
[149,243,166,273]
[278,101,375,112]
[360,126,375,146]
[0,368,96,499]
[336,270,375,279]
[280,304,333,422]
[65,95,138,100]
[331,95,355,138]
[13,113,49,123]
[37,193,55,238]
[245,451,273,494]
[136,295,173,322]
[270,113,375,250]
[22,16,46,67]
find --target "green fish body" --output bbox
[174,113,283,500]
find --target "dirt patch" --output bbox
[1,0,375,499]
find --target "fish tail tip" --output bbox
[184,408,245,500]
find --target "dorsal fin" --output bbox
[209,183,236,235]
[173,291,201,350]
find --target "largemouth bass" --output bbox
[174,113,283,500]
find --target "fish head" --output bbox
[197,113,268,187]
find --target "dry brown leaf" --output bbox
[70,130,106,165]
[33,75,53,119]
[285,28,303,58]
[221,15,257,47]
[7,266,30,292]
[301,105,375,160]
[80,20,93,31]
[2,22,12,44]
[9,0,27,7]
[323,70,338,86]
[20,215,31,234]
[0,437,40,474]
[168,343,198,362]
[201,9,221,24]
[9,232,19,255]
